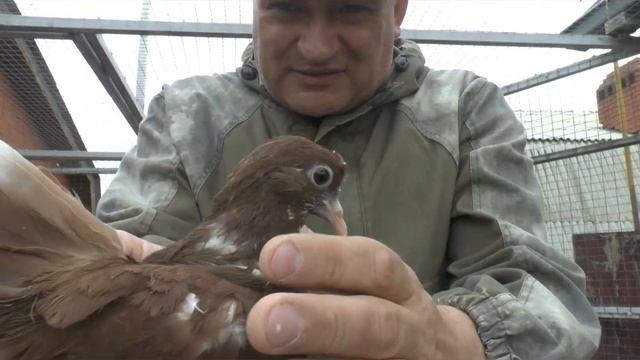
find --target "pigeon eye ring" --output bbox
[308,164,333,188]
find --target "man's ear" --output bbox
[393,0,409,38]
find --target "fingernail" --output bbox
[271,242,302,280]
[267,304,302,348]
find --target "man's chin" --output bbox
[283,93,353,118]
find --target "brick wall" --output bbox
[0,73,70,188]
[573,232,640,359]
[597,58,640,133]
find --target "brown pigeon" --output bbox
[0,136,347,359]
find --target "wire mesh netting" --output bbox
[573,232,640,358]
[531,144,640,256]
[0,38,77,151]
[1,0,640,358]
[0,2,96,209]
[521,51,640,358]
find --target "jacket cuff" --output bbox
[435,292,517,360]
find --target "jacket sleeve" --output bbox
[432,77,601,359]
[96,91,202,246]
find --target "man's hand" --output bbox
[114,229,163,262]
[246,234,486,359]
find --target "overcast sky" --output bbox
[9,0,635,191]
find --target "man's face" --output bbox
[253,0,408,117]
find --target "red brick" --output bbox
[597,58,640,134]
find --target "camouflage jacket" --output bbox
[97,40,601,359]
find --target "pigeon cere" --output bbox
[0,135,347,359]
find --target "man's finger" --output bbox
[246,292,420,359]
[140,237,163,259]
[260,234,417,304]
[115,229,162,261]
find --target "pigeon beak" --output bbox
[312,193,348,236]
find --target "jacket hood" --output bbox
[236,38,429,116]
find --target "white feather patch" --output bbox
[0,142,14,187]
[197,300,247,353]
[216,322,247,349]
[204,225,238,254]
[177,293,204,320]
[224,299,237,323]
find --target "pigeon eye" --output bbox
[308,165,333,189]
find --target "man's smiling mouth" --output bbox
[291,68,345,86]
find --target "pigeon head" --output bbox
[205,136,348,254]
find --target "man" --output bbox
[98,0,601,358]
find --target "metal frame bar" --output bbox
[593,305,640,320]
[22,132,640,167]
[19,149,125,161]
[35,137,640,175]
[73,34,143,133]
[502,48,640,95]
[0,30,68,39]
[47,167,118,175]
[135,0,152,111]
[2,15,640,51]
[400,29,640,51]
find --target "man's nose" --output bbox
[297,19,339,64]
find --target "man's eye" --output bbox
[267,1,298,13]
[338,4,371,15]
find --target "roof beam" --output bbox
[562,0,638,35]
[502,48,640,95]
[73,33,143,133]
[1,15,640,51]
[0,15,253,39]
[400,29,640,51]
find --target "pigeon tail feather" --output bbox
[0,140,124,284]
